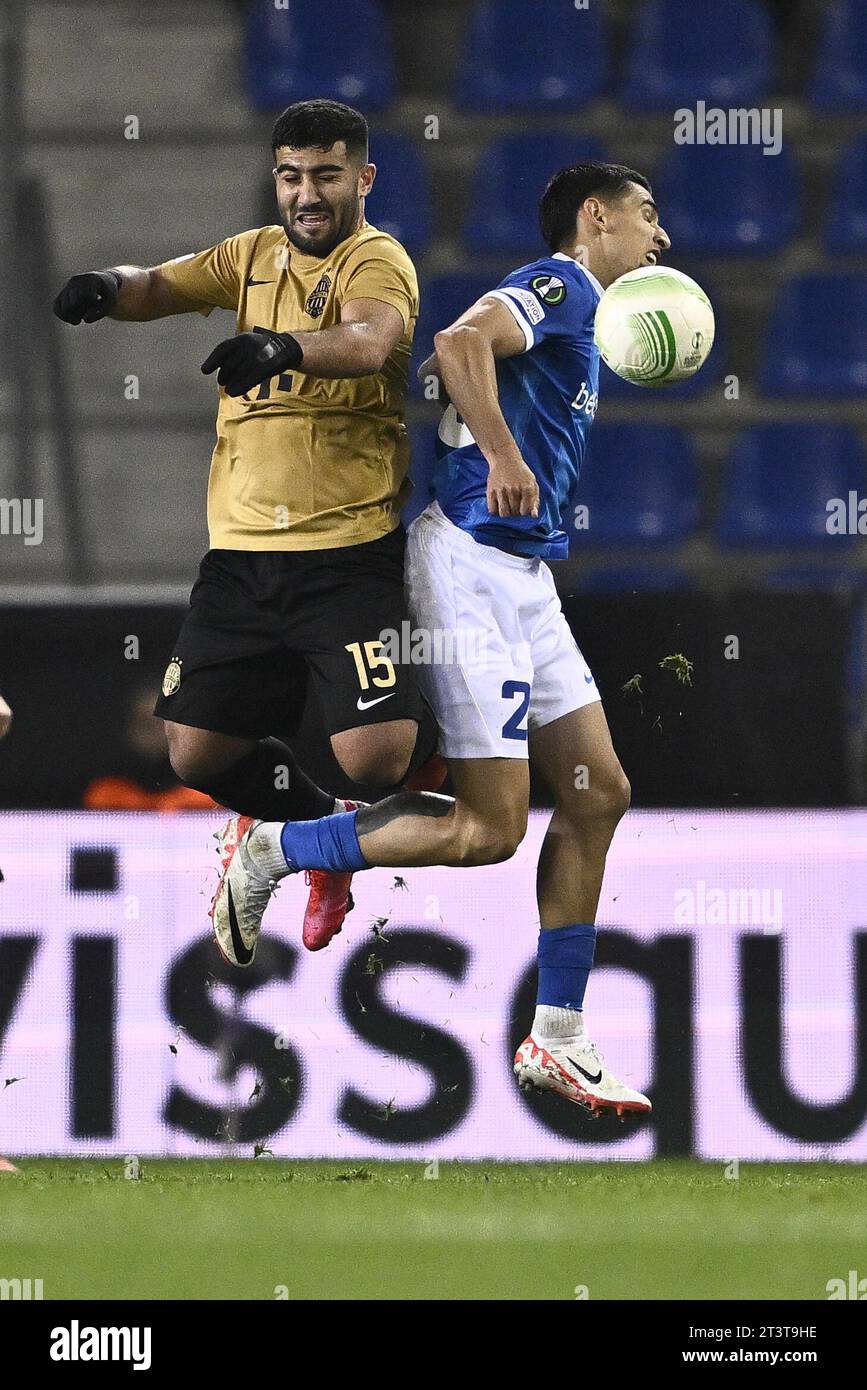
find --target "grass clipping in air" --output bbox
[622,652,694,700]
[657,652,693,686]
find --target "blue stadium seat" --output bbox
[411,273,500,393]
[403,424,439,527]
[762,276,867,396]
[656,143,799,255]
[367,135,431,255]
[810,0,867,110]
[570,424,700,548]
[465,133,607,256]
[621,0,773,109]
[716,426,867,547]
[456,0,607,112]
[575,566,692,592]
[245,0,394,112]
[826,135,867,252]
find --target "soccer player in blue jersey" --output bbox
[212,163,670,1119]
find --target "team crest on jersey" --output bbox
[305,274,332,318]
[162,658,182,697]
[530,274,567,306]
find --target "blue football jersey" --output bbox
[431,253,602,559]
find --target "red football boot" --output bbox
[301,800,361,952]
[301,761,447,954]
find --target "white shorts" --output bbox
[404,502,601,759]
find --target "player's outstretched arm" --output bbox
[201,297,405,397]
[434,298,540,519]
[53,266,206,325]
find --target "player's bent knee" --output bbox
[335,748,413,787]
[164,724,197,783]
[558,768,631,831]
[606,770,632,821]
[590,773,631,825]
[332,723,416,787]
[164,723,248,788]
[166,743,215,788]
[464,826,524,866]
[368,754,414,787]
[453,811,527,866]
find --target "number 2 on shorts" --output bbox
[501,679,530,741]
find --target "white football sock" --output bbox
[248,803,364,879]
[246,821,295,880]
[532,1004,586,1042]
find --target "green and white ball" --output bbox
[594,266,715,387]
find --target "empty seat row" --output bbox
[245,0,867,113]
[404,423,867,549]
[367,132,867,259]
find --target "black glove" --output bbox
[52,270,121,324]
[201,329,303,397]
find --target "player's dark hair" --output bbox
[539,162,652,252]
[271,99,369,163]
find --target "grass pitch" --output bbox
[2,1160,865,1301]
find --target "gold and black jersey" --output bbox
[157,221,419,550]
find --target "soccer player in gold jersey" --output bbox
[53,101,440,949]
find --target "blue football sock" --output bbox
[536,922,597,1011]
[280,810,369,874]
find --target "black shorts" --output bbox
[153,527,423,739]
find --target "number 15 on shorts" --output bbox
[345,639,397,692]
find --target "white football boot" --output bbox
[514,1033,651,1119]
[210,815,294,967]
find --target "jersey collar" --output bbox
[552,251,604,300]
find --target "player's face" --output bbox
[600,182,671,283]
[273,142,375,256]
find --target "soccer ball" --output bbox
[593,266,715,387]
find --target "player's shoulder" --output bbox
[207,225,285,271]
[501,253,603,307]
[240,225,288,259]
[337,222,417,274]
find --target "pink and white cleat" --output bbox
[210,814,288,967]
[514,1034,651,1120]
